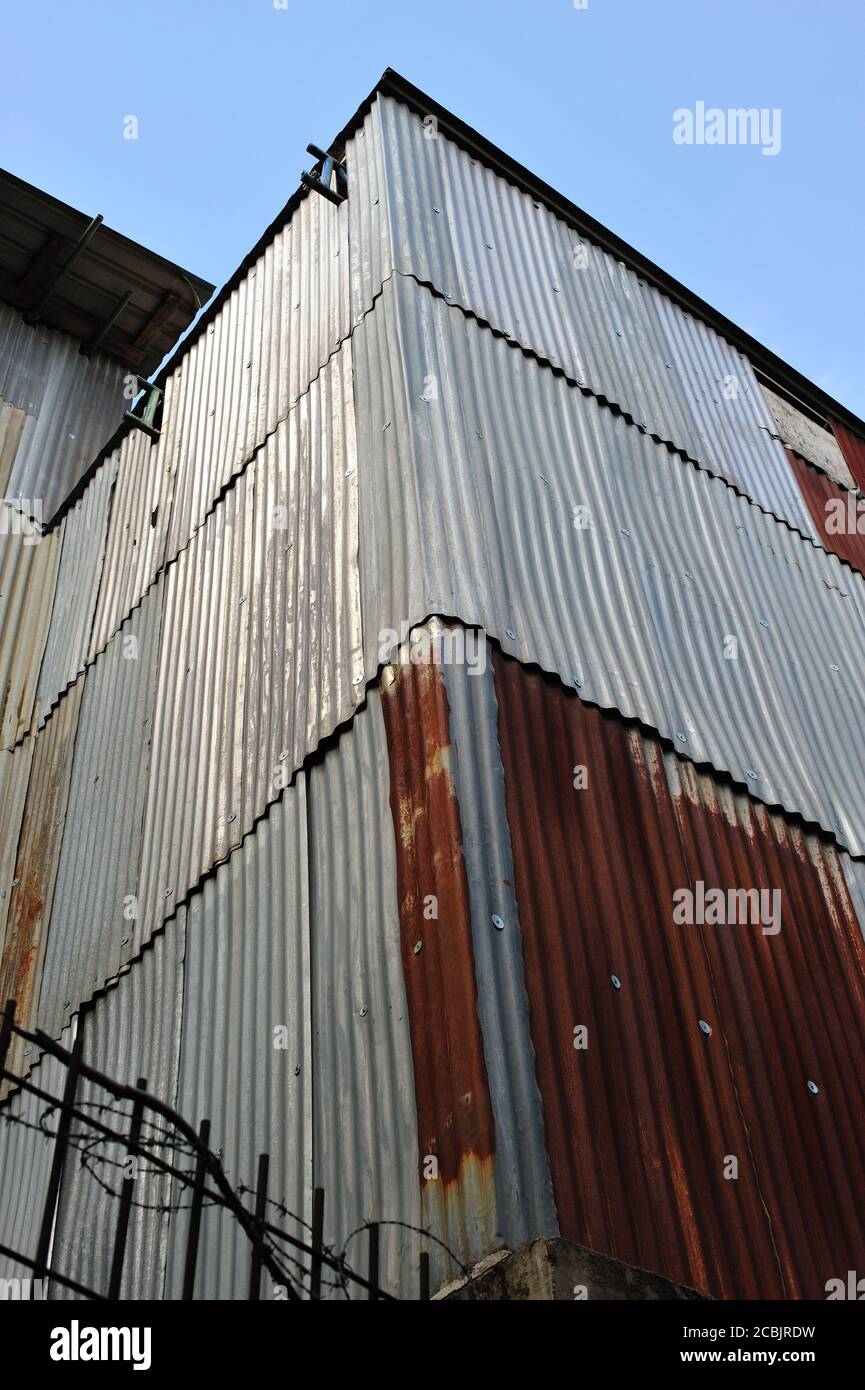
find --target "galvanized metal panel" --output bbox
[309,690,421,1299]
[164,191,350,561]
[0,1036,71,1283]
[39,590,165,1038]
[50,923,185,1301]
[0,509,61,750]
[785,447,865,578]
[346,95,815,536]
[0,684,83,1085]
[0,741,34,962]
[36,451,118,724]
[0,398,27,495]
[760,383,855,488]
[164,785,311,1300]
[832,417,865,494]
[353,274,865,856]
[0,302,126,518]
[493,651,865,1298]
[136,347,362,951]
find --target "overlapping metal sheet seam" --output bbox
[0,513,61,750]
[39,586,165,1038]
[164,787,312,1300]
[352,274,865,857]
[50,921,185,1301]
[135,343,362,952]
[36,451,118,724]
[345,94,817,539]
[309,686,421,1298]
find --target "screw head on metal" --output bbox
[413,940,423,955]
[491,915,505,931]
[359,1006,368,1017]
[807,1080,819,1095]
[745,767,757,780]
[676,731,687,744]
[611,974,622,990]
[505,628,517,641]
[699,1020,712,1036]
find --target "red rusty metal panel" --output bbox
[667,756,865,1299]
[379,656,498,1259]
[831,418,865,493]
[0,683,82,1088]
[491,651,784,1298]
[785,447,865,577]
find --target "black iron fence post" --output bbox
[248,1152,270,1301]
[181,1117,211,1300]
[34,1026,85,1279]
[310,1186,325,1300]
[107,1077,147,1299]
[367,1222,380,1301]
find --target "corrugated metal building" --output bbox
[2,71,865,1301]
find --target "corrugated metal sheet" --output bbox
[346,94,815,537]
[309,689,421,1299]
[135,346,362,952]
[0,740,34,961]
[0,1036,72,1283]
[785,447,865,578]
[50,923,185,1301]
[38,591,165,1038]
[163,786,311,1300]
[0,684,82,1086]
[353,273,865,856]
[0,302,126,518]
[492,650,865,1298]
[760,383,854,488]
[164,190,350,562]
[832,417,865,493]
[0,511,61,750]
[0,398,28,495]
[35,452,118,723]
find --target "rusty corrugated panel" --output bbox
[379,651,500,1276]
[0,682,82,1087]
[831,417,865,493]
[38,591,164,1038]
[759,383,854,489]
[135,347,361,952]
[665,751,865,1299]
[0,510,61,750]
[0,741,34,961]
[492,650,865,1298]
[785,447,865,578]
[346,95,815,536]
[352,273,865,855]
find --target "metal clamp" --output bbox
[300,143,348,205]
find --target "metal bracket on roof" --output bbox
[124,376,163,440]
[300,144,347,205]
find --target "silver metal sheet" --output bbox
[346,95,816,538]
[39,591,164,1037]
[50,923,185,1301]
[36,452,117,724]
[163,784,312,1300]
[307,690,421,1299]
[353,275,865,856]
[135,346,362,951]
[760,383,856,489]
[0,398,27,495]
[0,302,126,519]
[0,1036,71,1284]
[0,511,61,749]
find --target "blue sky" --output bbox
[3,0,863,413]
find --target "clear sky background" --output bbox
[2,0,863,413]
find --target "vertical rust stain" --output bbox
[785,447,865,577]
[380,654,496,1193]
[831,418,865,493]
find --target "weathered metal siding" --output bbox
[0,1038,71,1283]
[785,447,865,578]
[353,273,865,856]
[0,511,61,749]
[0,302,126,518]
[0,399,28,495]
[346,95,814,536]
[38,592,164,1038]
[0,684,82,1084]
[832,417,865,493]
[308,690,421,1299]
[759,382,854,488]
[36,453,117,723]
[50,924,185,1301]
[0,741,34,961]
[492,650,865,1298]
[135,347,362,952]
[163,789,311,1300]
